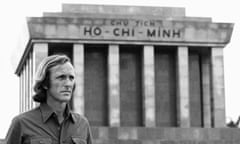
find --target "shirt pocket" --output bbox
[71,137,86,144]
[30,137,52,144]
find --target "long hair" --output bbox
[33,54,72,103]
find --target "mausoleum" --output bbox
[15,4,239,144]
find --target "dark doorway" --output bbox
[84,44,108,126]
[120,45,143,126]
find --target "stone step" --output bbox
[2,127,240,144]
[91,127,240,141]
[93,139,240,144]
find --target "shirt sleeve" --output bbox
[5,116,23,144]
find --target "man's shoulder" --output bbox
[12,107,40,122]
[71,112,90,124]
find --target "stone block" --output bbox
[179,128,195,140]
[118,127,138,140]
[108,127,118,139]
[141,140,160,144]
[199,128,210,140]
[163,128,178,140]
[219,128,233,140]
[98,127,109,140]
[207,128,220,140]
[231,129,240,140]
[91,127,99,139]
[138,127,164,139]
[118,140,141,144]
[94,139,120,144]
[159,140,176,144]
[232,140,240,144]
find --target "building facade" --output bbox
[14,4,239,144]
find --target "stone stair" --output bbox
[2,127,240,144]
[91,127,240,144]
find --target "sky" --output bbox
[0,0,239,138]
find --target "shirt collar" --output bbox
[40,103,76,123]
[65,104,77,123]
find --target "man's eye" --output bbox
[57,75,66,79]
[69,76,75,81]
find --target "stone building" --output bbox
[14,3,239,144]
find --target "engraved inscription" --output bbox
[79,18,183,41]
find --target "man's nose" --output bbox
[64,78,74,87]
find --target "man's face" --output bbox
[47,62,75,103]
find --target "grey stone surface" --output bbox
[89,127,240,144]
[62,4,185,17]
[43,12,212,22]
[26,17,233,45]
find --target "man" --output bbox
[5,54,92,144]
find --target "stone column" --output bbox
[201,54,212,128]
[108,44,120,126]
[176,46,190,127]
[21,70,24,112]
[32,43,48,107]
[73,44,85,115]
[26,58,29,110]
[143,45,156,127]
[19,72,23,113]
[211,47,226,127]
[28,58,31,110]
[29,52,34,109]
[23,64,26,112]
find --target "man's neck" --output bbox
[46,97,67,124]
